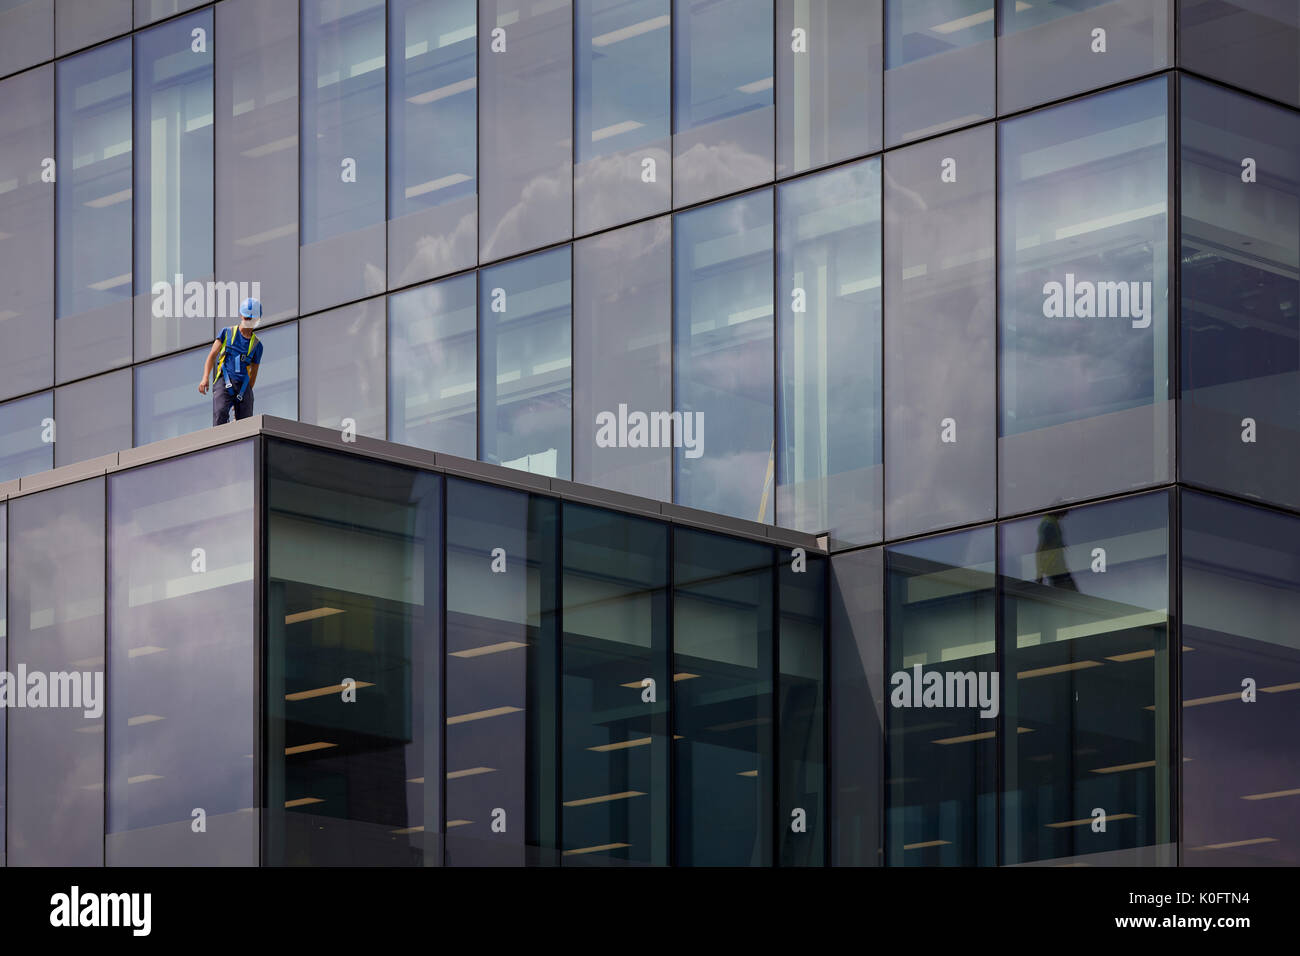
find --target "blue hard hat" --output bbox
[239,297,262,319]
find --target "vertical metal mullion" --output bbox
[1169,487,1181,866]
[101,475,108,867]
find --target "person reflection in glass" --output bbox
[1035,508,1078,591]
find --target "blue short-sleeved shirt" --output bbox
[215,327,264,391]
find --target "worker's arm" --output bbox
[247,362,259,391]
[198,337,222,394]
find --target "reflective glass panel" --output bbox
[133,10,215,361]
[54,369,131,468]
[997,0,1171,114]
[7,478,104,865]
[884,0,993,147]
[445,478,559,865]
[266,441,441,865]
[777,160,881,546]
[1000,491,1172,865]
[999,78,1171,516]
[1180,0,1300,108]
[300,0,386,314]
[886,527,996,866]
[673,527,773,866]
[1181,491,1300,865]
[673,0,773,207]
[0,65,54,401]
[389,0,477,285]
[778,0,882,175]
[107,442,255,864]
[1180,77,1300,510]
[561,502,669,865]
[55,0,132,58]
[779,547,826,866]
[478,247,571,479]
[133,344,208,446]
[0,0,52,78]
[674,191,774,524]
[884,125,996,538]
[215,0,299,325]
[478,0,572,262]
[389,273,477,458]
[0,391,53,481]
[299,298,386,439]
[573,218,672,500]
[56,39,133,384]
[575,0,671,233]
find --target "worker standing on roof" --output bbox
[200,297,264,425]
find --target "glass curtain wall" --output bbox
[777,159,882,546]
[107,442,256,865]
[388,0,477,285]
[265,441,441,865]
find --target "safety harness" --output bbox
[212,326,259,401]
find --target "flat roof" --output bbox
[0,415,825,554]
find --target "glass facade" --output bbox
[0,0,1298,872]
[999,77,1171,516]
[6,479,104,866]
[107,442,256,865]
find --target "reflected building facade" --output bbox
[1,0,1299,866]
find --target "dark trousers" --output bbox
[213,384,254,425]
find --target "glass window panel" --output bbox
[675,191,774,523]
[300,0,386,314]
[7,478,104,865]
[133,344,208,446]
[56,39,133,384]
[999,78,1171,516]
[389,0,477,285]
[134,0,205,26]
[0,391,54,481]
[884,0,993,147]
[1000,491,1172,865]
[0,65,54,401]
[55,0,132,58]
[215,0,299,325]
[884,125,996,538]
[0,0,52,78]
[478,247,571,480]
[997,0,1171,114]
[673,527,773,866]
[1180,0,1300,108]
[478,0,573,262]
[299,298,386,439]
[266,441,441,865]
[777,160,881,546]
[1181,491,1300,865]
[250,321,298,422]
[573,218,672,500]
[673,0,773,207]
[107,442,255,865]
[575,0,671,234]
[561,502,669,865]
[54,369,131,467]
[829,545,883,866]
[777,0,882,175]
[885,528,996,866]
[445,478,558,866]
[389,274,477,458]
[1180,78,1300,510]
[778,547,826,866]
[134,10,215,361]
